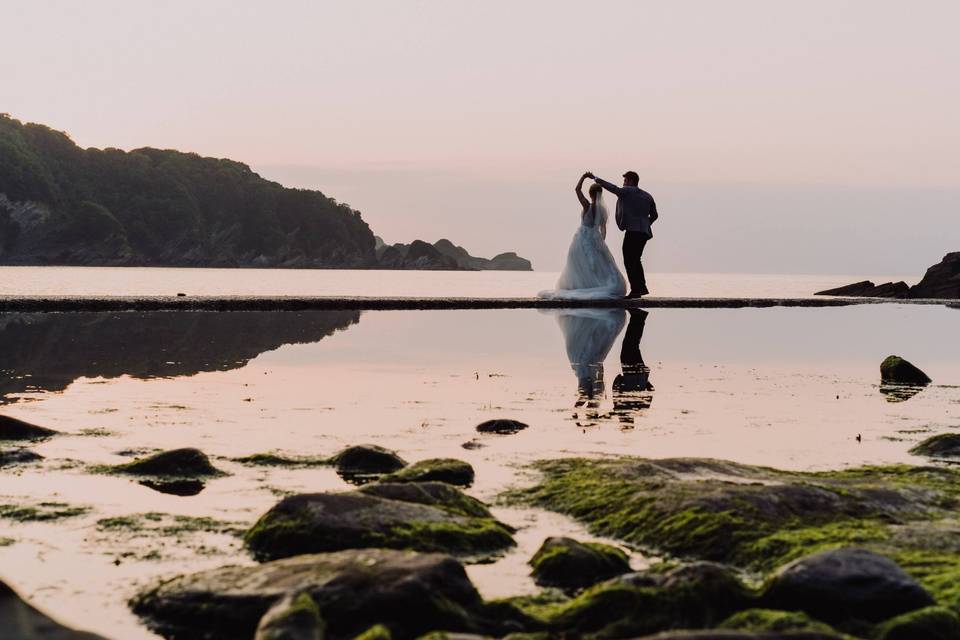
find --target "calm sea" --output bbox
[0,266,914,298]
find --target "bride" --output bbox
[539,173,627,300]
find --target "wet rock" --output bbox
[627,631,842,639]
[909,433,960,458]
[0,579,107,639]
[875,605,960,640]
[476,419,528,435]
[254,592,324,640]
[719,608,837,634]
[354,625,392,640]
[138,478,206,496]
[880,355,931,385]
[244,490,514,561]
[359,482,494,518]
[131,548,513,640]
[909,252,960,299]
[762,547,933,624]
[460,440,485,450]
[529,537,630,589]
[110,447,224,477]
[384,458,475,487]
[329,444,407,482]
[0,448,43,467]
[0,415,58,441]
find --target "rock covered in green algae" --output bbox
[529,537,630,589]
[626,631,843,639]
[880,355,932,385]
[131,549,522,640]
[358,481,494,518]
[875,605,960,640]
[719,608,836,634]
[108,447,224,477]
[909,433,960,458]
[1,579,108,639]
[328,444,407,481]
[384,458,475,487]
[254,592,324,640]
[244,490,514,561]
[0,415,58,441]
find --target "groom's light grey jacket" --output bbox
[595,178,659,238]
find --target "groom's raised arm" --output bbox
[593,177,624,196]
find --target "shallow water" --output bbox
[1,305,958,638]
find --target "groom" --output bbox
[586,170,658,298]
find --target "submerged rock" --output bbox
[880,355,932,385]
[131,548,517,640]
[762,547,932,624]
[0,448,43,467]
[384,458,475,487]
[244,490,513,561]
[254,592,324,640]
[0,415,58,441]
[875,605,960,640]
[329,444,407,483]
[476,419,529,435]
[358,481,493,518]
[909,433,960,458]
[109,447,224,477]
[0,579,107,639]
[529,537,630,589]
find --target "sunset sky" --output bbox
[4,0,958,273]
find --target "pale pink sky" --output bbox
[3,0,958,272]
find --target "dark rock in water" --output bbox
[476,419,529,435]
[358,481,493,518]
[110,447,223,477]
[244,491,514,561]
[384,458,475,487]
[909,252,960,299]
[329,444,407,482]
[131,548,517,640]
[254,592,324,640]
[628,631,842,639]
[0,448,43,467]
[762,547,933,624]
[814,281,876,296]
[874,605,960,640]
[0,415,58,441]
[909,433,960,458]
[139,478,206,496]
[880,355,932,385]
[460,439,485,450]
[529,536,630,589]
[0,579,107,639]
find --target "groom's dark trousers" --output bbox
[623,232,649,295]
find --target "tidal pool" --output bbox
[1,305,958,638]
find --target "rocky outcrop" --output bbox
[909,433,960,458]
[0,579,108,639]
[244,489,514,561]
[375,237,532,271]
[529,536,631,589]
[107,448,224,478]
[880,355,931,385]
[0,415,58,440]
[815,252,960,299]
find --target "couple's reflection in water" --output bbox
[553,308,654,429]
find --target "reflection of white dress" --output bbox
[539,203,627,300]
[553,308,626,397]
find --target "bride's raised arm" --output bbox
[575,173,590,210]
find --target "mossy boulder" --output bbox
[719,608,836,633]
[625,631,842,639]
[384,458,475,487]
[131,549,523,640]
[880,356,932,385]
[329,444,407,482]
[909,433,960,458]
[109,447,224,477]
[0,415,58,441]
[1,579,108,639]
[355,625,393,640]
[529,537,630,589]
[875,605,960,640]
[504,456,960,610]
[244,491,514,561]
[254,592,324,640]
[476,419,529,435]
[359,482,493,518]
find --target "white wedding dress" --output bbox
[539,201,627,300]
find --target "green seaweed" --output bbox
[232,452,330,467]
[719,608,836,633]
[0,501,90,521]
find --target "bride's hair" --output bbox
[588,183,603,201]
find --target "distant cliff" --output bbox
[375,237,532,271]
[0,115,531,270]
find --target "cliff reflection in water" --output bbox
[0,310,361,403]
